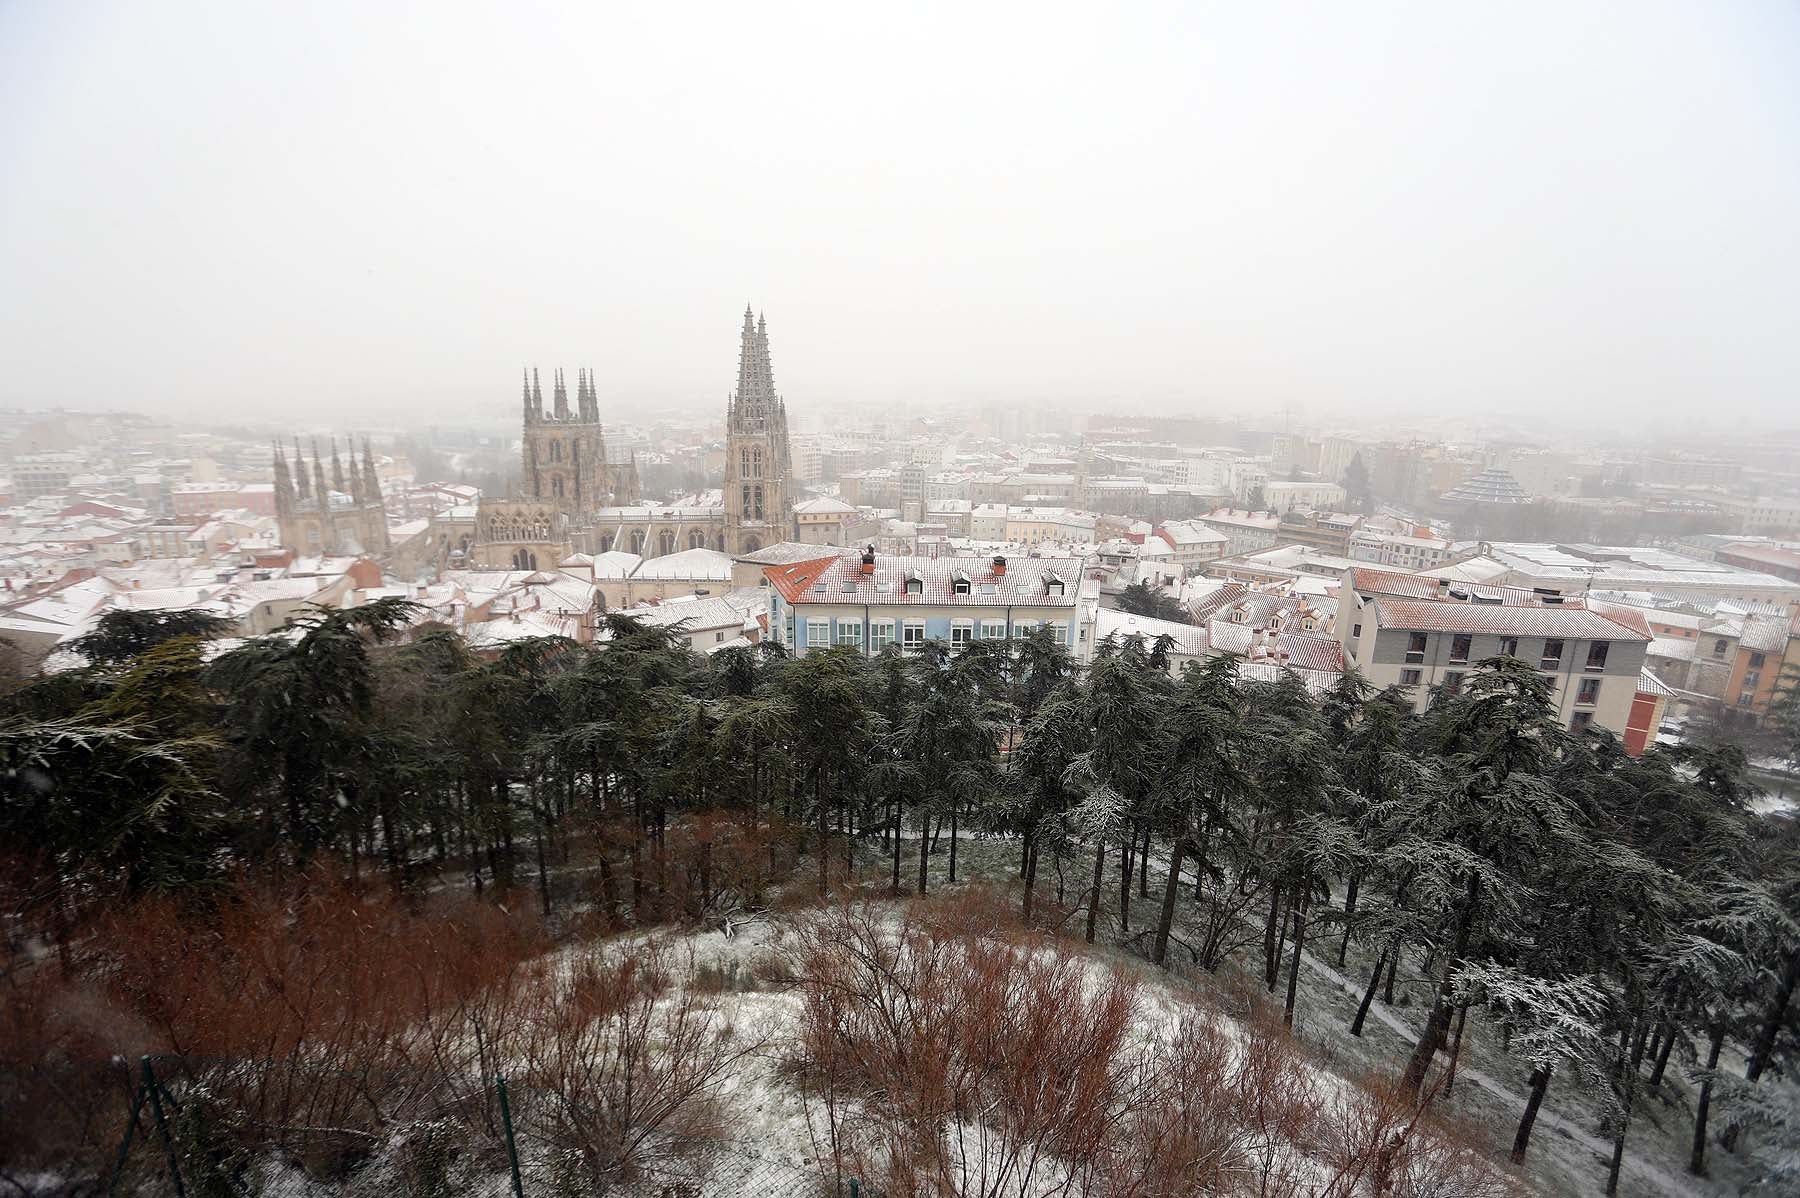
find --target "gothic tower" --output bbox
[519,366,637,517]
[722,307,794,553]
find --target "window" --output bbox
[1352,623,1362,639]
[1738,691,1755,708]
[1541,639,1564,669]
[806,618,829,648]
[1570,712,1594,731]
[981,620,1006,640]
[1449,634,1472,664]
[715,631,725,643]
[1405,632,1428,663]
[841,581,857,592]
[905,576,923,595]
[1050,622,1068,646]
[1714,638,1729,657]
[1750,651,1767,669]
[1443,671,1464,695]
[1498,636,1519,658]
[869,621,895,652]
[1586,641,1609,672]
[1576,677,1601,706]
[1400,669,1422,687]
[902,621,926,650]
[952,575,971,595]
[1046,577,1065,596]
[837,621,864,648]
[951,621,973,648]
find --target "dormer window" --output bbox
[1045,576,1065,596]
[952,572,971,595]
[905,574,923,595]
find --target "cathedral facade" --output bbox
[273,437,390,557]
[469,306,795,570]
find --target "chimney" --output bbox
[992,554,1007,576]
[860,544,876,575]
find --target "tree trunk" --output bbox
[1119,828,1134,933]
[1382,949,1398,1004]
[1152,837,1187,967]
[1445,1003,1469,1093]
[1262,886,1283,991]
[1689,1021,1725,1176]
[918,807,931,896]
[1352,950,1386,1038]
[1747,945,1800,1083]
[1402,876,1479,1093]
[1605,1023,1635,1197]
[1085,839,1106,944]
[1648,1020,1678,1088]
[1138,821,1152,899]
[1283,890,1306,1026]
[1336,873,1359,967]
[948,803,958,884]
[890,798,902,897]
[1022,839,1039,925]
[1511,1065,1552,1163]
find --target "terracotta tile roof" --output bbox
[1637,669,1675,698]
[768,552,1081,608]
[1348,567,1442,598]
[1370,596,1652,641]
[1741,613,1791,654]
[1274,633,1345,672]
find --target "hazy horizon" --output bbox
[4,2,1798,437]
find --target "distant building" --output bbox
[273,437,390,557]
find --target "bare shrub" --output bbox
[513,939,759,1189]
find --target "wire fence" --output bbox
[20,1054,846,1198]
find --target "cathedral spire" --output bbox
[523,367,537,425]
[292,436,312,501]
[553,367,569,419]
[531,367,543,416]
[733,303,777,430]
[361,437,383,508]
[272,442,296,519]
[331,437,347,495]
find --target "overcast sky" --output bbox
[2,1,1797,436]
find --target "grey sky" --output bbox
[3,1,1797,436]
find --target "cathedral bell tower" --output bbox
[722,307,793,553]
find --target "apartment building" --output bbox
[765,548,1084,656]
[1340,568,1657,747]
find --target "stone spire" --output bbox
[523,367,537,424]
[272,443,296,519]
[310,441,330,518]
[553,368,569,419]
[292,437,312,501]
[578,367,598,422]
[361,437,382,506]
[531,368,543,416]
[732,303,778,430]
[331,437,347,495]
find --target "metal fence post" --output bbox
[103,1082,148,1198]
[495,1074,525,1198]
[849,1179,862,1198]
[141,1056,187,1198]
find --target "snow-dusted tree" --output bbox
[1067,638,1165,943]
[1396,657,1580,1094]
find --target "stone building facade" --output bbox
[273,437,390,557]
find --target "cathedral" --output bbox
[273,437,390,557]
[469,305,794,569]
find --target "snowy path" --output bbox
[1129,846,1704,1198]
[1290,944,1697,1198]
